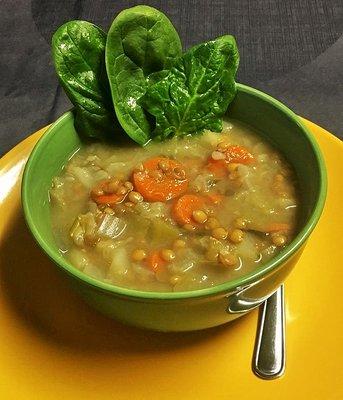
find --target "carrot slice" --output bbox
[172,194,206,226]
[206,145,254,177]
[226,145,254,164]
[251,222,291,233]
[145,251,167,272]
[206,192,224,204]
[90,180,126,205]
[92,193,123,205]
[265,223,291,233]
[206,158,227,178]
[133,157,188,202]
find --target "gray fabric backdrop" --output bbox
[0,0,342,155]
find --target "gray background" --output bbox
[0,0,342,156]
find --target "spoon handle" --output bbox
[252,285,285,379]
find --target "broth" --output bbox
[50,119,298,292]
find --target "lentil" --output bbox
[173,239,186,249]
[150,170,163,181]
[271,234,287,247]
[128,191,143,203]
[211,227,228,240]
[173,167,186,180]
[228,229,244,243]
[158,160,169,171]
[116,186,127,195]
[218,252,238,267]
[234,217,247,229]
[131,249,147,261]
[161,249,176,262]
[183,223,196,231]
[205,248,219,261]
[106,179,119,193]
[124,181,134,191]
[192,209,208,224]
[205,217,220,230]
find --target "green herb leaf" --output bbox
[105,5,182,145]
[52,21,118,139]
[141,35,239,139]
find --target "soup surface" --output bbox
[50,119,298,292]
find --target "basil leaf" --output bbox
[141,35,239,139]
[52,21,118,139]
[105,5,182,145]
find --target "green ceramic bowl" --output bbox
[22,84,327,331]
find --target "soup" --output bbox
[50,119,298,292]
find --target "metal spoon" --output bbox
[252,285,285,379]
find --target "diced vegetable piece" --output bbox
[206,192,224,204]
[69,166,95,188]
[70,212,98,247]
[83,263,106,279]
[69,219,85,246]
[127,214,151,238]
[190,173,214,192]
[132,264,155,282]
[97,215,126,239]
[235,232,259,261]
[149,219,179,245]
[108,248,131,279]
[95,240,118,262]
[145,251,167,272]
[68,248,91,271]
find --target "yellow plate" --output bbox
[0,119,342,399]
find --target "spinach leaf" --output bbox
[52,21,118,139]
[141,35,239,139]
[105,5,182,145]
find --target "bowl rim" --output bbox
[22,83,327,300]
